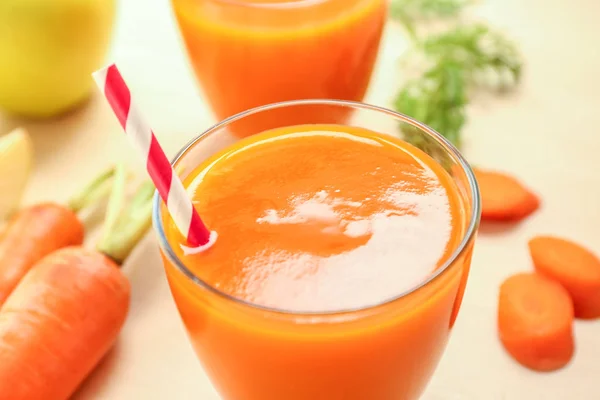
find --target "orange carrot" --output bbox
[529,235,600,319]
[0,247,130,400]
[0,168,115,306]
[474,168,540,221]
[0,203,84,305]
[0,169,152,400]
[498,272,574,372]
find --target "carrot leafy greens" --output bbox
[390,0,523,149]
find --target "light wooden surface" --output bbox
[1,0,599,398]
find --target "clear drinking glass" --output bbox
[171,0,388,131]
[153,100,481,400]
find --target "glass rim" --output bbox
[153,99,481,317]
[204,0,330,10]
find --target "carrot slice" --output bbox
[529,236,600,319]
[474,168,540,221]
[498,272,574,372]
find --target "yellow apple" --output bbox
[0,0,116,118]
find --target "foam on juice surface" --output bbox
[171,125,463,312]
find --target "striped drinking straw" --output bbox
[93,64,216,251]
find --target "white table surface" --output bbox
[1,0,599,398]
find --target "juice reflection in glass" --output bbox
[154,100,480,400]
[171,0,387,132]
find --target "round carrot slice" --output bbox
[474,168,540,221]
[498,272,575,372]
[529,236,600,319]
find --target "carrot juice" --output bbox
[157,111,479,399]
[171,0,387,133]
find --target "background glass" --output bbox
[154,100,481,400]
[171,0,388,133]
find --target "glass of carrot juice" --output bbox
[170,0,388,132]
[154,100,481,400]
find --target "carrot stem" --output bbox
[100,163,127,241]
[97,164,154,265]
[67,167,116,213]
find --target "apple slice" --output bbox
[0,128,33,220]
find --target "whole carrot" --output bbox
[0,204,83,305]
[0,247,130,400]
[0,168,115,305]
[0,166,153,400]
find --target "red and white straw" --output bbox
[93,64,216,251]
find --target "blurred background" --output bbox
[0,0,598,210]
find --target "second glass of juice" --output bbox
[171,0,388,132]
[154,100,480,400]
